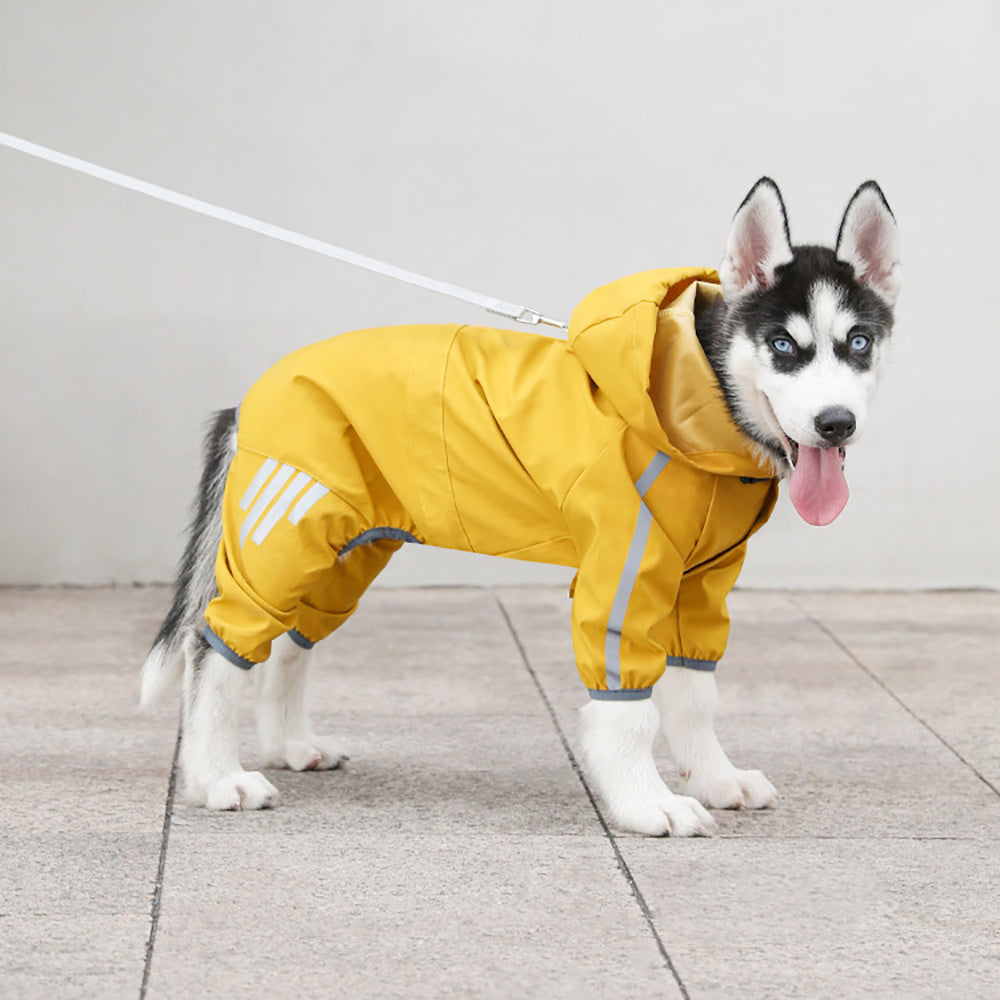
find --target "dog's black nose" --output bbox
[814,406,856,444]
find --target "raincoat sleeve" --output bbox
[658,477,778,670]
[659,541,749,671]
[562,441,687,700]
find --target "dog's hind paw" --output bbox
[283,736,350,772]
[261,735,350,771]
[683,767,777,811]
[202,771,280,811]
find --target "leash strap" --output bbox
[0,130,568,331]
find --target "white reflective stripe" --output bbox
[288,481,330,525]
[239,457,279,511]
[250,471,313,545]
[239,463,296,547]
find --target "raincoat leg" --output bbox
[204,448,407,667]
[294,537,405,645]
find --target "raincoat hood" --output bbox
[568,267,775,479]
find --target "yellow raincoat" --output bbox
[204,268,778,699]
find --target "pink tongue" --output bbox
[789,446,849,526]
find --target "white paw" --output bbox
[261,735,350,771]
[607,787,717,838]
[682,766,777,810]
[203,771,280,811]
[581,699,717,837]
[283,736,350,772]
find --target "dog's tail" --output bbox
[140,408,237,708]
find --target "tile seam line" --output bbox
[140,718,182,999]
[784,594,1000,799]
[493,593,690,1000]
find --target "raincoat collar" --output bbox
[567,268,776,479]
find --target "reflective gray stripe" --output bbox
[602,452,671,690]
[635,451,670,497]
[203,626,256,670]
[588,687,653,701]
[339,526,421,557]
[667,656,717,672]
[604,504,652,690]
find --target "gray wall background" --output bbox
[1,1,996,589]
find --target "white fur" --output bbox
[254,634,349,771]
[784,312,816,349]
[140,639,184,709]
[177,633,348,810]
[654,669,776,810]
[179,638,280,810]
[809,281,854,343]
[579,698,716,837]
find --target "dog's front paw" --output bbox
[682,767,777,810]
[608,788,717,838]
[201,771,281,811]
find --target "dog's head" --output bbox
[713,178,901,525]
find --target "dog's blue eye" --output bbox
[850,333,871,353]
[771,337,795,355]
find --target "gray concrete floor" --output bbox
[1,586,998,999]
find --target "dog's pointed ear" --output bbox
[719,177,793,299]
[836,181,901,307]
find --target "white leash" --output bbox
[0,131,568,331]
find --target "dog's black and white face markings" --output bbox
[709,177,901,524]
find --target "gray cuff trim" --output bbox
[339,526,421,557]
[666,656,717,672]
[288,629,315,650]
[588,687,653,701]
[203,626,256,670]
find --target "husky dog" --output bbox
[142,178,900,836]
[707,178,900,525]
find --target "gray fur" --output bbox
[140,408,236,706]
